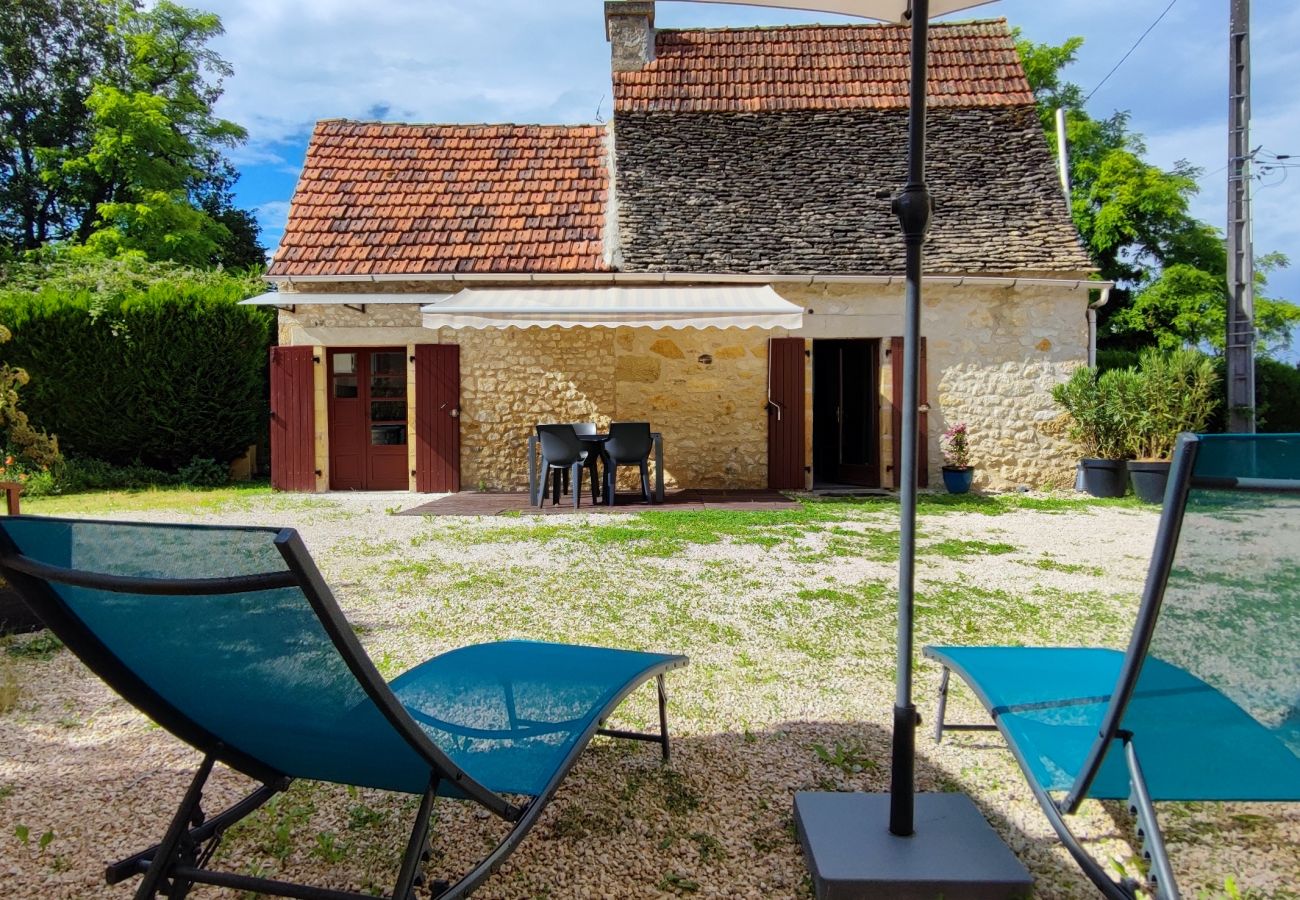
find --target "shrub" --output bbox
[1256,357,1300,433]
[0,264,271,470]
[1051,367,1129,459]
[178,456,228,487]
[0,324,60,474]
[1122,349,1219,460]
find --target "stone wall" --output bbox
[778,280,1088,490]
[278,300,769,491]
[275,277,1088,492]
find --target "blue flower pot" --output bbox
[942,466,974,494]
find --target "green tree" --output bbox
[1015,33,1298,354]
[0,0,263,268]
[0,0,119,248]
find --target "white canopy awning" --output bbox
[241,292,451,307]
[419,286,804,330]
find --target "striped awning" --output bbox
[419,286,803,330]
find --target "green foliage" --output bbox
[0,322,60,474]
[1256,357,1300,433]
[1050,366,1129,458]
[1054,352,1219,461]
[1121,349,1220,460]
[0,260,271,469]
[41,456,180,495]
[177,456,227,487]
[1015,33,1298,355]
[0,0,262,267]
[1095,349,1141,372]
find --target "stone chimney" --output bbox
[605,1,656,73]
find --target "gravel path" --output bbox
[1,492,1296,899]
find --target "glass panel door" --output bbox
[328,348,409,490]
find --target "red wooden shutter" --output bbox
[270,346,317,492]
[767,338,806,490]
[415,344,461,493]
[890,336,929,489]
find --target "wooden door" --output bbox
[767,337,806,490]
[328,348,409,491]
[889,336,929,489]
[414,344,461,493]
[270,346,316,492]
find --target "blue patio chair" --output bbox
[925,433,1300,899]
[0,516,687,900]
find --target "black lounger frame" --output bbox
[0,518,685,900]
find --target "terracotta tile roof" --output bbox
[267,122,611,278]
[613,19,1034,113]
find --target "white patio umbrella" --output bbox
[661,2,1030,895]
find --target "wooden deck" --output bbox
[398,489,797,516]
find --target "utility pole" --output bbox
[1226,0,1255,432]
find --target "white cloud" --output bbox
[206,0,614,147]
[253,199,291,234]
[205,0,1297,309]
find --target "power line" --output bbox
[1085,0,1179,104]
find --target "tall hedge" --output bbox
[1257,357,1300,433]
[0,272,274,469]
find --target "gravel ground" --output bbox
[1,491,1296,899]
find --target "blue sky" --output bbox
[205,0,1299,354]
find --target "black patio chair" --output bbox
[925,432,1300,899]
[604,422,653,506]
[536,424,598,509]
[0,516,687,899]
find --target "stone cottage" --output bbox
[255,1,1102,494]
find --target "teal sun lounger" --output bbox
[0,517,686,900]
[926,433,1300,900]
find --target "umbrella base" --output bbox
[794,791,1032,899]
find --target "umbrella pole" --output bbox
[889,0,931,839]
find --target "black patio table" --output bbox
[526,430,663,507]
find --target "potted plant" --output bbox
[1051,366,1130,498]
[1123,349,1219,503]
[940,422,974,494]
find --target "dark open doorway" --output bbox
[813,339,881,489]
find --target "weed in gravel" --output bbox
[658,872,701,893]
[347,803,386,831]
[624,768,700,816]
[811,739,879,778]
[5,634,63,661]
[750,822,791,854]
[1023,555,1106,576]
[222,787,318,866]
[310,831,350,864]
[689,831,727,862]
[925,539,1017,559]
[0,660,18,713]
[548,801,625,840]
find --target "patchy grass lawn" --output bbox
[1,488,1294,899]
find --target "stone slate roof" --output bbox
[269,19,1093,279]
[267,122,611,277]
[614,106,1093,275]
[612,19,1094,275]
[613,20,1035,113]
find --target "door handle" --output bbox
[450,408,460,418]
